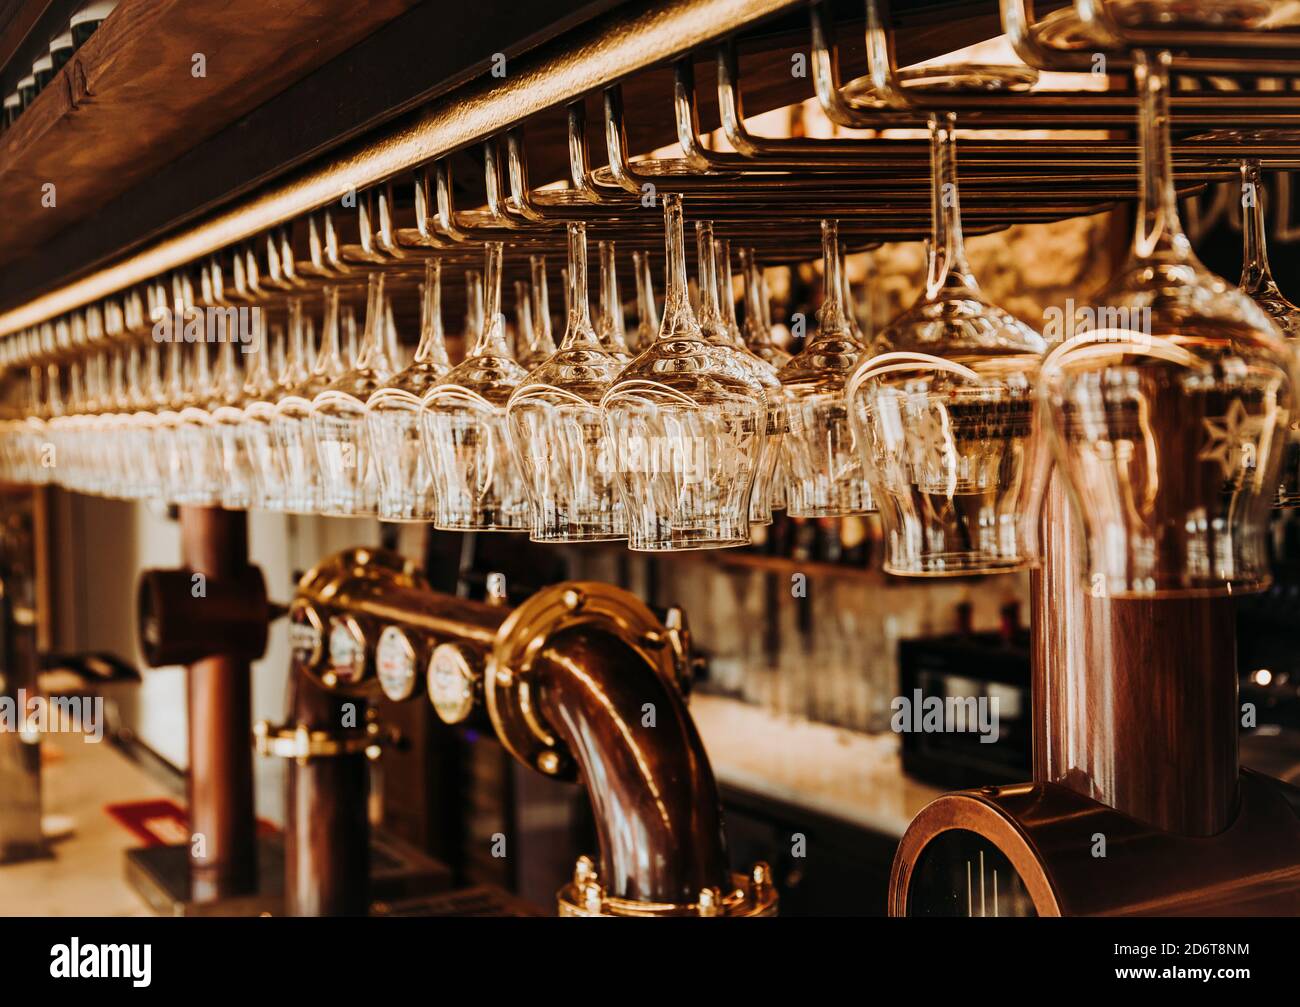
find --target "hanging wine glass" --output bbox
[130,293,170,501]
[241,312,291,513]
[631,249,659,355]
[366,260,452,522]
[275,287,346,514]
[1039,51,1293,597]
[596,240,633,362]
[847,114,1046,577]
[312,272,394,517]
[506,221,625,542]
[601,193,765,551]
[206,295,255,511]
[40,319,70,493]
[100,334,131,499]
[176,280,229,506]
[119,305,161,501]
[421,242,531,531]
[696,223,782,524]
[2,333,49,487]
[151,279,193,505]
[738,247,791,513]
[1238,159,1300,507]
[778,220,873,518]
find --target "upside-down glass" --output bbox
[207,304,255,511]
[275,287,345,514]
[366,260,451,521]
[239,312,287,512]
[738,247,791,512]
[151,284,191,505]
[847,113,1046,577]
[312,273,394,516]
[696,224,781,524]
[422,242,531,531]
[1238,159,1300,506]
[777,220,873,518]
[1039,51,1293,597]
[600,193,765,550]
[507,221,625,542]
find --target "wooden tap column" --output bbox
[180,506,257,900]
[284,672,370,917]
[1030,476,1240,837]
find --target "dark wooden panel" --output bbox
[0,0,423,266]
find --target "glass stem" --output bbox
[600,240,629,350]
[470,242,511,357]
[382,296,399,371]
[820,219,849,331]
[464,269,484,344]
[927,112,976,296]
[213,328,237,397]
[716,237,741,339]
[354,273,385,370]
[46,362,63,416]
[740,247,762,332]
[279,297,306,384]
[513,280,533,358]
[164,330,183,404]
[695,220,723,332]
[243,310,271,391]
[313,286,343,377]
[529,255,557,356]
[633,249,660,332]
[402,263,441,368]
[660,192,697,336]
[1240,159,1276,295]
[563,223,600,349]
[1133,50,1191,262]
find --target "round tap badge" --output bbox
[327,616,367,685]
[427,643,478,725]
[376,626,417,702]
[287,601,324,671]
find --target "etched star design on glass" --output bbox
[1198,398,1267,484]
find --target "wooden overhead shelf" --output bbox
[0,0,422,268]
[0,0,1003,313]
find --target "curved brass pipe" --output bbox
[530,625,728,905]
[287,552,771,914]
